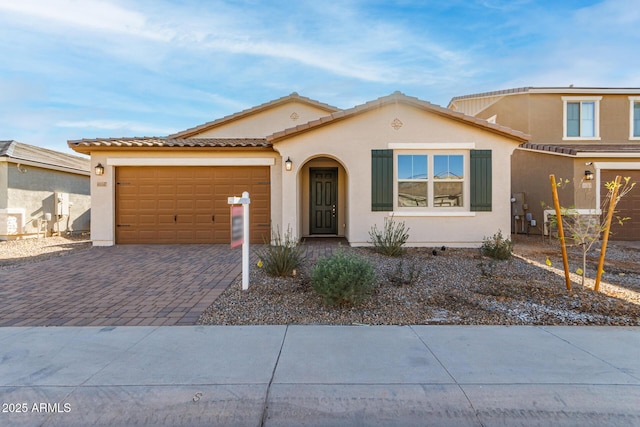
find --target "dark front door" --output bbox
[310,168,338,234]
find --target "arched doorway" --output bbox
[300,157,348,238]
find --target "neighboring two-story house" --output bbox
[449,87,640,241]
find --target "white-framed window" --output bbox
[562,96,601,140]
[630,96,640,140]
[397,154,428,207]
[396,152,465,209]
[433,154,464,207]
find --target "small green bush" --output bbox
[255,227,306,277]
[368,217,410,256]
[481,230,513,260]
[310,250,377,306]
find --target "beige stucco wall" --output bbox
[0,162,7,210]
[194,102,333,138]
[475,94,532,134]
[511,149,575,234]
[275,103,521,247]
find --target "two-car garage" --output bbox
[115,166,271,244]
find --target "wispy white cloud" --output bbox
[56,119,177,135]
[0,0,173,40]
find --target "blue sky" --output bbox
[1,0,639,154]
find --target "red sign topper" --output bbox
[230,205,244,248]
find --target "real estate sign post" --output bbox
[228,192,251,290]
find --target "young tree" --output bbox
[548,176,635,288]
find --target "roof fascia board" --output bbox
[528,88,640,95]
[516,147,576,158]
[0,157,90,175]
[107,157,275,167]
[517,147,640,159]
[68,145,274,155]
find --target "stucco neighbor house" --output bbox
[68,92,529,247]
[449,87,640,241]
[0,140,91,240]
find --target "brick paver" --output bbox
[0,245,248,327]
[0,239,348,327]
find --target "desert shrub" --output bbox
[255,227,306,277]
[368,217,409,256]
[481,230,513,260]
[386,259,422,286]
[310,250,377,306]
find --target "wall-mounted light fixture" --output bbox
[584,170,594,181]
[285,157,293,171]
[95,163,105,176]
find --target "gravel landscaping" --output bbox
[2,235,638,326]
[198,236,640,326]
[0,235,92,269]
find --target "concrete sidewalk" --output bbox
[1,325,639,426]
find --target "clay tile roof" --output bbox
[67,137,271,153]
[1,140,90,173]
[168,92,340,139]
[268,91,531,143]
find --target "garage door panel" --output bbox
[116,166,271,244]
[157,185,175,195]
[195,200,214,210]
[177,184,195,194]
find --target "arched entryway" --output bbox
[299,157,348,238]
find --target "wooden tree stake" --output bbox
[550,174,571,291]
[595,175,621,292]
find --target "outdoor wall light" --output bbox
[584,170,594,181]
[285,157,293,171]
[95,163,105,176]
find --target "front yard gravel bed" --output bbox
[199,240,640,326]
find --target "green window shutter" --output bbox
[371,149,393,211]
[470,149,492,212]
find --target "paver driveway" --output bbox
[0,245,244,327]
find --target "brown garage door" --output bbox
[116,166,270,244]
[601,169,640,241]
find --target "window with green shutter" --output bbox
[470,149,492,211]
[371,149,393,211]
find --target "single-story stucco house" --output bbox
[68,92,530,247]
[0,140,90,240]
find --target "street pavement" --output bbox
[1,325,639,426]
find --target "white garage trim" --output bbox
[594,162,640,170]
[107,157,276,166]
